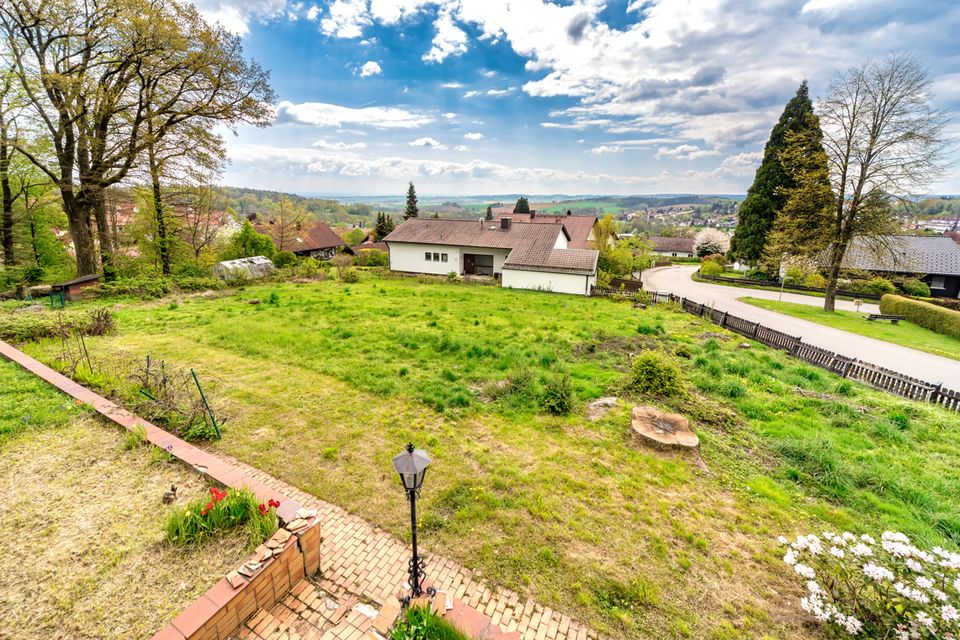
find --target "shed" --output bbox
[213,256,276,280]
[51,273,102,300]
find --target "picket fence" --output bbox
[646,291,960,412]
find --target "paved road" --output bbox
[642,265,960,384]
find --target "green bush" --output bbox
[803,273,826,288]
[880,294,960,339]
[0,308,114,342]
[540,373,574,415]
[273,251,298,268]
[341,269,361,283]
[701,253,726,267]
[897,278,931,297]
[165,487,277,547]
[699,261,723,277]
[353,249,388,267]
[627,351,686,397]
[846,277,896,295]
[745,268,771,281]
[390,605,469,640]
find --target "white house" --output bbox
[384,217,599,295]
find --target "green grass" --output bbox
[13,277,960,639]
[391,606,470,640]
[740,297,960,361]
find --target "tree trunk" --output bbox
[62,190,99,276]
[91,188,116,280]
[823,246,844,312]
[148,139,171,276]
[0,133,14,266]
[28,202,40,266]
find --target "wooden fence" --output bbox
[648,291,960,412]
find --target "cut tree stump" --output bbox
[631,406,699,452]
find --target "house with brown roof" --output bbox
[258,220,346,260]
[840,235,960,298]
[384,217,599,295]
[648,236,696,258]
[494,211,599,249]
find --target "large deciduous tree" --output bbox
[794,54,947,311]
[729,82,819,264]
[0,0,274,276]
[513,197,530,214]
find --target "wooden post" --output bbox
[719,312,727,327]
[930,383,942,404]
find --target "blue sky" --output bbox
[193,0,960,196]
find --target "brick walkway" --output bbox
[1,340,600,640]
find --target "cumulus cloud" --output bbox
[442,112,457,119]
[274,101,433,128]
[453,145,469,151]
[422,7,469,63]
[464,132,484,140]
[410,137,448,150]
[358,61,382,77]
[320,0,369,38]
[655,144,721,160]
[311,139,368,150]
[485,87,515,97]
[441,82,464,89]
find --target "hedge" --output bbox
[879,294,960,340]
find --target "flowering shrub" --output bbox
[165,487,278,548]
[780,531,960,637]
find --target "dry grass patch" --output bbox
[0,414,249,639]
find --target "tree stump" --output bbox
[631,406,700,452]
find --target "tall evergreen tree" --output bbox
[404,182,419,219]
[513,197,530,214]
[373,212,395,241]
[484,205,493,221]
[729,82,818,264]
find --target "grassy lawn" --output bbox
[0,358,250,639]
[740,296,960,361]
[10,277,960,639]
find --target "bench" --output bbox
[866,314,905,324]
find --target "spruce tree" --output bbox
[404,182,419,219]
[513,197,530,214]
[484,205,493,221]
[729,82,818,264]
[374,212,395,241]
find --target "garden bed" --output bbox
[0,359,250,639]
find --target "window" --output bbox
[931,276,946,289]
[425,252,432,261]
[671,252,677,257]
[433,252,440,261]
[441,253,448,262]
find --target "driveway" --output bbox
[641,265,960,384]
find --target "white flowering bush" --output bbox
[780,531,960,638]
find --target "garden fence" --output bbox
[648,291,960,413]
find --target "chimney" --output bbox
[501,217,512,230]
[529,210,536,220]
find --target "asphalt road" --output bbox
[641,265,960,384]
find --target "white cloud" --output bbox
[453,145,469,151]
[369,0,431,24]
[655,144,721,160]
[463,90,480,98]
[464,132,484,140]
[358,61,382,77]
[442,112,457,119]
[485,87,515,97]
[274,101,433,129]
[410,137,448,150]
[481,70,497,78]
[320,0,369,38]
[311,139,368,150]
[588,145,624,155]
[422,6,469,63]
[305,4,319,20]
[441,82,464,89]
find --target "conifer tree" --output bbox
[404,182,419,219]
[729,82,818,264]
[374,212,395,241]
[513,197,530,214]
[485,205,493,221]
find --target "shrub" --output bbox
[0,308,115,342]
[445,271,462,283]
[898,278,931,297]
[880,294,960,339]
[627,351,686,397]
[390,605,470,640]
[779,530,960,638]
[803,273,826,289]
[172,262,209,278]
[165,487,278,547]
[746,268,771,281]
[341,268,361,283]
[353,249,388,267]
[273,251,298,268]
[847,277,896,295]
[541,373,574,415]
[700,261,723,277]
[701,253,726,267]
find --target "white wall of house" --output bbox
[554,233,568,249]
[388,242,461,274]
[388,242,513,275]
[652,249,695,258]
[501,268,595,296]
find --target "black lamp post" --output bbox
[392,443,436,603]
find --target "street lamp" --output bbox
[392,443,436,603]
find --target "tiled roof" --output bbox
[384,218,598,275]
[260,220,346,254]
[495,212,596,249]
[649,236,695,253]
[842,235,960,276]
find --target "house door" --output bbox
[463,254,476,275]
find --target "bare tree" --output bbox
[270,196,305,252]
[175,181,227,263]
[817,53,950,311]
